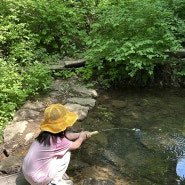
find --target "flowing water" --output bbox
[75,87,185,185]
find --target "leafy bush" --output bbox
[21,61,53,95]
[83,0,185,86]
[0,59,53,136]
[168,0,185,46]
[11,0,88,57]
[0,8,38,64]
[0,59,26,133]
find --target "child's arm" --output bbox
[65,131,91,141]
[68,131,91,150]
[65,132,80,140]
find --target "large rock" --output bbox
[13,109,40,122]
[3,120,40,155]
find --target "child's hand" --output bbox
[79,131,87,140]
[84,131,91,139]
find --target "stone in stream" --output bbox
[135,129,185,157]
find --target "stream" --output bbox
[74,87,185,185]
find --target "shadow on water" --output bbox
[77,87,185,185]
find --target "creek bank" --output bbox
[0,76,116,185]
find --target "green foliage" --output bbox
[83,0,185,86]
[0,59,25,132]
[0,8,38,64]
[53,69,76,79]
[0,0,94,59]
[0,59,53,135]
[10,0,89,57]
[21,61,53,95]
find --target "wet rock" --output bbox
[0,156,23,174]
[135,130,182,153]
[67,97,96,108]
[103,150,125,168]
[83,178,115,185]
[70,158,89,170]
[111,100,127,108]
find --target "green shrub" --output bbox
[21,61,53,95]
[0,10,38,64]
[0,59,53,138]
[0,59,27,131]
[11,0,88,57]
[83,0,184,86]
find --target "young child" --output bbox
[22,103,91,185]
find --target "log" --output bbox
[64,59,86,68]
[49,59,86,70]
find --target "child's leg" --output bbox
[50,151,72,185]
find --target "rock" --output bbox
[83,178,115,185]
[0,156,23,174]
[72,86,98,98]
[3,120,40,155]
[13,109,40,122]
[67,97,96,108]
[103,150,125,168]
[135,130,183,153]
[65,103,89,120]
[111,100,127,108]
[22,101,45,111]
[3,121,28,143]
[70,158,89,170]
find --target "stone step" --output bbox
[0,172,30,185]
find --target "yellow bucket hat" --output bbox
[40,104,78,133]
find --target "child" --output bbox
[22,104,91,185]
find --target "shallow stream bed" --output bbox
[73,87,185,185]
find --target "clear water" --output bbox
[76,87,185,185]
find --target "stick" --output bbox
[90,131,99,136]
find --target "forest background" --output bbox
[0,0,185,136]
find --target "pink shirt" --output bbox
[22,137,72,185]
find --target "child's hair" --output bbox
[35,131,66,146]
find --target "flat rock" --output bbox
[13,109,40,122]
[22,101,45,111]
[0,172,30,185]
[0,156,23,174]
[72,86,98,98]
[67,97,96,108]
